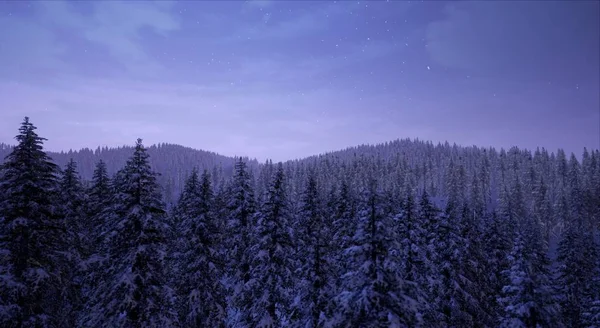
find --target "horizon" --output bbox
[0,118,595,163]
[1,1,599,162]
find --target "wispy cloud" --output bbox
[227,2,361,42]
[425,1,598,74]
[2,1,180,77]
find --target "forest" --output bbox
[0,117,599,328]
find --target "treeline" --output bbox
[0,117,599,327]
[0,141,249,205]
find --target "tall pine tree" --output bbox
[82,139,176,327]
[243,163,295,327]
[174,169,226,327]
[293,172,335,327]
[0,117,69,327]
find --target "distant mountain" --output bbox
[0,142,258,204]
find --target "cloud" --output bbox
[0,16,68,75]
[80,2,179,74]
[229,39,399,88]
[228,2,361,41]
[1,1,180,77]
[425,1,598,73]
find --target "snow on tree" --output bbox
[0,118,597,328]
[292,172,336,327]
[174,168,226,327]
[482,211,513,318]
[242,163,295,327]
[498,231,561,327]
[557,154,600,327]
[0,117,69,327]
[394,189,431,323]
[226,158,258,324]
[334,178,422,327]
[58,159,88,326]
[87,160,112,239]
[331,180,357,283]
[81,139,177,327]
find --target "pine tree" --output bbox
[335,178,421,327]
[226,158,257,324]
[83,139,176,327]
[482,211,512,320]
[429,201,475,327]
[0,117,68,327]
[244,163,295,327]
[87,160,112,239]
[395,190,430,322]
[175,169,226,327]
[80,160,113,325]
[60,159,87,251]
[58,159,87,326]
[331,180,356,286]
[557,155,600,327]
[498,231,561,327]
[459,205,494,326]
[293,173,335,327]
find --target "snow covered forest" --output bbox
[1,117,599,328]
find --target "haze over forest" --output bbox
[0,1,599,327]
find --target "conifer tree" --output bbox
[60,159,87,251]
[331,180,356,281]
[429,201,475,327]
[226,158,257,324]
[87,160,112,237]
[482,211,512,319]
[498,231,561,327]
[395,190,430,323]
[557,155,600,327]
[80,160,113,324]
[83,139,176,327]
[293,173,335,327]
[335,178,421,327]
[175,169,226,327]
[58,159,87,326]
[0,117,68,327]
[243,163,295,327]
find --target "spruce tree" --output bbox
[60,159,87,252]
[482,211,512,320]
[335,178,421,327]
[81,160,113,324]
[226,158,257,324]
[58,159,87,326]
[557,155,600,327]
[429,201,475,327]
[87,160,112,239]
[0,117,68,327]
[175,169,226,327]
[331,180,356,285]
[83,139,176,327]
[395,190,430,323]
[244,163,295,327]
[498,231,561,327]
[293,173,335,327]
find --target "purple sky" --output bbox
[0,1,598,161]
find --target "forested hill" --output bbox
[1,118,599,327]
[0,142,256,203]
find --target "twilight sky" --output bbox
[0,0,598,161]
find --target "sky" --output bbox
[0,0,598,161]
